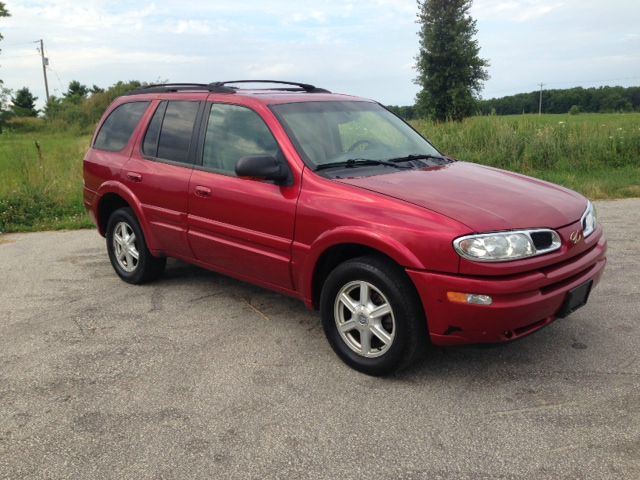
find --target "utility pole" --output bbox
[38,39,50,104]
[538,82,544,115]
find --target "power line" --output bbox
[0,53,41,59]
[0,40,41,59]
[0,39,54,101]
[49,66,65,94]
[45,45,65,93]
[0,40,41,47]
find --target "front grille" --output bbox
[538,242,601,294]
[530,231,554,250]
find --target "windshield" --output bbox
[270,101,442,170]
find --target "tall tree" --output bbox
[415,0,489,121]
[11,87,38,117]
[63,80,89,103]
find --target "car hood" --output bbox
[336,161,587,232]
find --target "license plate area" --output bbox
[556,280,593,318]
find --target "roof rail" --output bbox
[127,83,235,95]
[127,80,331,96]
[211,80,331,93]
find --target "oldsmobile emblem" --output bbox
[569,230,583,245]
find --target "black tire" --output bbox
[106,207,166,284]
[320,255,428,376]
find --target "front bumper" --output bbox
[407,235,607,346]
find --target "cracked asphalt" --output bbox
[1,199,639,479]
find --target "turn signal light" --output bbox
[447,292,493,306]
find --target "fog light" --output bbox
[447,292,493,305]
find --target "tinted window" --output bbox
[156,101,199,164]
[142,101,167,157]
[202,104,279,176]
[94,101,149,152]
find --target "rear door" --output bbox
[187,101,299,291]
[124,96,206,258]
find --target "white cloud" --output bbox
[6,2,156,32]
[286,10,328,24]
[0,0,639,108]
[472,0,564,22]
[247,63,297,77]
[50,48,205,71]
[159,20,215,35]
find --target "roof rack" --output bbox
[127,80,330,96]
[128,83,235,95]
[210,80,331,93]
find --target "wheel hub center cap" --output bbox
[356,307,369,326]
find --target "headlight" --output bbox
[581,201,597,237]
[453,229,561,262]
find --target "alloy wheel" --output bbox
[112,221,139,273]
[333,280,396,358]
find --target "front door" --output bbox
[187,102,299,291]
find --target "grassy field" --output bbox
[0,113,639,233]
[0,132,93,232]
[413,113,640,199]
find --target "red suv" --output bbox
[84,80,607,375]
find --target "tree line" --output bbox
[478,86,640,115]
[0,80,143,133]
[387,85,640,120]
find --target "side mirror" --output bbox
[235,155,290,184]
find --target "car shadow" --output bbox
[159,259,598,384]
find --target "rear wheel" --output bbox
[106,207,166,284]
[320,255,427,375]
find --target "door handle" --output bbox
[126,172,143,182]
[194,185,211,198]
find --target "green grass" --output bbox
[0,113,638,233]
[0,132,93,232]
[411,113,640,199]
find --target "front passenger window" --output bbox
[202,104,280,176]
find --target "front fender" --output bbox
[295,226,427,308]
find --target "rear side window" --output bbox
[94,101,149,152]
[142,101,167,157]
[154,101,199,164]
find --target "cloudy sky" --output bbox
[1,0,639,109]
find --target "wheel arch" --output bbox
[95,181,161,251]
[97,193,129,236]
[301,228,427,310]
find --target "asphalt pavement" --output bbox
[0,199,639,479]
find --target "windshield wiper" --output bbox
[386,154,448,164]
[315,158,412,171]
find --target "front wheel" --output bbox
[320,255,427,375]
[106,207,166,284]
